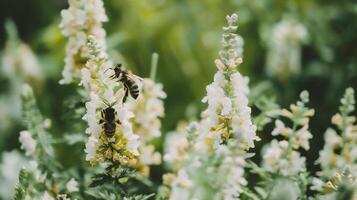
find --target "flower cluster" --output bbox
[128,79,166,142]
[59,0,108,84]
[200,13,258,152]
[1,21,43,133]
[163,14,257,200]
[0,151,26,199]
[262,91,314,176]
[2,40,43,85]
[16,85,79,199]
[82,36,140,165]
[312,88,357,195]
[127,79,166,175]
[163,122,190,171]
[18,130,37,156]
[266,18,308,81]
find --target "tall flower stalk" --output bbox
[15,85,77,199]
[266,18,308,81]
[262,91,314,177]
[59,0,108,84]
[82,36,139,166]
[198,13,257,152]
[312,88,357,197]
[128,75,166,175]
[60,0,141,167]
[163,14,258,200]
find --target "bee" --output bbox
[108,64,141,103]
[99,102,121,137]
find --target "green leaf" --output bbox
[13,169,29,200]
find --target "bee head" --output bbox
[113,64,123,76]
[101,98,117,109]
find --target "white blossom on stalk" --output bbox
[82,36,140,165]
[262,91,314,176]
[163,122,190,170]
[57,194,71,200]
[165,14,256,200]
[40,192,55,200]
[262,140,306,176]
[0,151,27,199]
[266,18,308,81]
[19,130,37,156]
[125,78,166,175]
[66,178,79,192]
[2,42,43,86]
[59,0,108,84]
[214,143,247,200]
[1,22,43,128]
[168,169,192,200]
[201,13,258,151]
[128,79,166,142]
[314,88,357,195]
[26,160,46,183]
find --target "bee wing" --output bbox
[129,73,143,81]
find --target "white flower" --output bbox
[57,194,71,200]
[294,125,312,150]
[317,89,357,181]
[310,177,325,191]
[272,119,291,136]
[2,42,43,84]
[262,140,283,172]
[262,140,306,176]
[279,151,305,176]
[83,93,101,137]
[263,91,314,176]
[164,124,190,170]
[41,192,55,200]
[166,13,253,200]
[26,160,46,182]
[171,169,193,189]
[226,14,238,26]
[59,0,108,84]
[266,19,308,81]
[317,128,344,176]
[85,136,98,161]
[19,130,37,156]
[139,145,161,165]
[218,153,246,200]
[80,68,91,89]
[66,178,79,192]
[0,151,27,199]
[116,104,140,156]
[128,79,166,142]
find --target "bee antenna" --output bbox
[99,97,110,107]
[103,67,112,74]
[109,100,118,107]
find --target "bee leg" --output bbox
[109,74,116,79]
[99,111,105,124]
[122,87,129,103]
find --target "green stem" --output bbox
[150,53,159,81]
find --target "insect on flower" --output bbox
[99,101,121,137]
[108,64,142,103]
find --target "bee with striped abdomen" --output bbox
[99,102,121,137]
[108,64,142,103]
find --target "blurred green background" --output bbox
[0,0,356,188]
